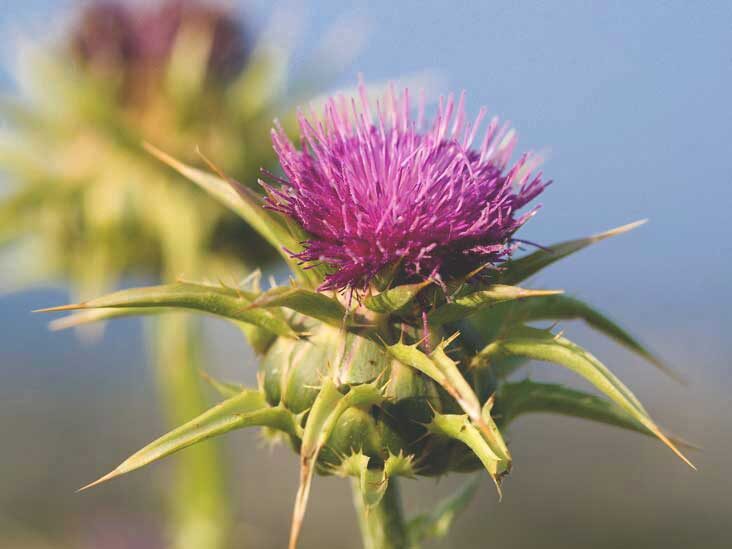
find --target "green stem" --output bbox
[353,478,410,549]
[153,314,229,549]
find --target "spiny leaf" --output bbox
[426,413,504,494]
[36,282,299,339]
[49,307,165,331]
[476,325,695,469]
[79,389,299,491]
[407,476,480,546]
[474,294,681,381]
[50,304,280,357]
[500,220,646,285]
[290,379,384,549]
[497,380,649,434]
[249,286,348,328]
[496,380,697,451]
[364,279,432,314]
[428,285,562,325]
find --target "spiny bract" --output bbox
[39,82,694,549]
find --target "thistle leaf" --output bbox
[500,220,646,285]
[249,286,347,327]
[290,379,384,549]
[475,326,695,468]
[474,294,681,381]
[79,389,299,491]
[49,307,165,331]
[497,380,696,452]
[428,285,562,325]
[497,379,650,433]
[407,476,479,546]
[364,279,432,314]
[37,282,299,339]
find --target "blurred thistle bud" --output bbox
[71,3,138,74]
[137,0,249,83]
[70,0,248,102]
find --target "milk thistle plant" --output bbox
[41,83,694,549]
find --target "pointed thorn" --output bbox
[442,331,461,348]
[33,303,86,313]
[653,427,697,470]
[143,142,183,172]
[522,288,564,297]
[77,468,121,492]
[595,219,648,240]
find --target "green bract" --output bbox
[39,155,693,549]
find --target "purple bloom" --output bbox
[264,84,548,291]
[71,1,248,99]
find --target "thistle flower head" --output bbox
[265,83,548,291]
[71,0,248,92]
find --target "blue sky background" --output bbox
[5,0,727,375]
[1,2,730,548]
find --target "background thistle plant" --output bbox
[39,83,695,549]
[0,2,367,547]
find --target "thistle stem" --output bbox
[352,478,410,549]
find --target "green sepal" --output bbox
[428,285,562,325]
[407,476,479,546]
[475,325,694,468]
[37,281,300,339]
[499,220,646,285]
[364,279,432,314]
[79,389,300,491]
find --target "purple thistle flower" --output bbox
[71,1,249,101]
[264,83,549,291]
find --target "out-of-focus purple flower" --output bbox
[264,84,549,291]
[71,3,138,71]
[71,1,248,93]
[136,0,248,82]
